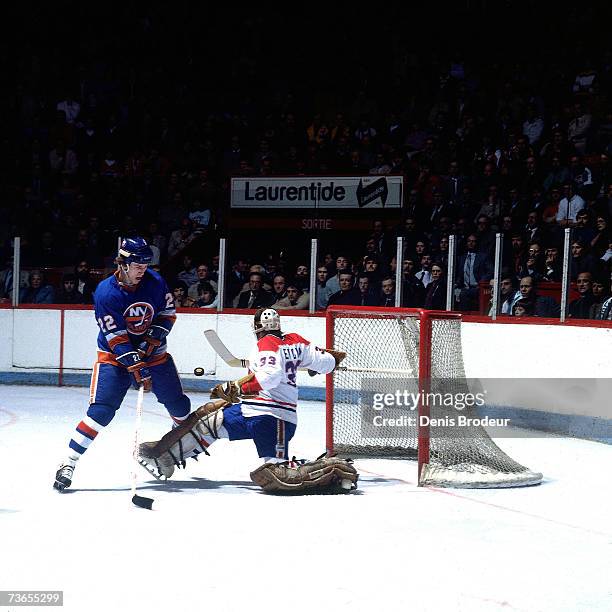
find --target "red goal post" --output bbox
[325,305,542,488]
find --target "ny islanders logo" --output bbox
[124,302,154,335]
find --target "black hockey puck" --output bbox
[132,494,154,510]
[194,367,205,376]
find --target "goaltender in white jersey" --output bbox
[240,325,336,423]
[138,308,359,493]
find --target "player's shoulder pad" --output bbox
[94,274,122,306]
[143,268,164,284]
[282,332,310,346]
[257,334,283,352]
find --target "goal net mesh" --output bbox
[329,309,542,488]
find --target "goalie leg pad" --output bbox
[250,453,359,494]
[138,400,226,478]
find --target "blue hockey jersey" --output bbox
[93,270,176,361]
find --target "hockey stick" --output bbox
[204,329,249,368]
[131,385,155,509]
[203,329,322,376]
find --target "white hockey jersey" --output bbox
[240,332,336,424]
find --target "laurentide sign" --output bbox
[231,176,403,209]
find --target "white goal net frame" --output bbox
[325,306,542,488]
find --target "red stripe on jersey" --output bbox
[251,396,297,407]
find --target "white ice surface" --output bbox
[0,385,611,612]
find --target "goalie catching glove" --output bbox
[250,452,358,494]
[210,380,242,403]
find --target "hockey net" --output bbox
[326,306,542,488]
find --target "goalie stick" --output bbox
[204,329,321,375]
[204,329,249,368]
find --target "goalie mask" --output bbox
[253,308,281,336]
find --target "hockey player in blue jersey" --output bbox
[53,237,191,491]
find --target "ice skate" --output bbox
[53,459,77,491]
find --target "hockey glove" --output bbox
[138,325,169,358]
[210,380,242,404]
[117,351,153,392]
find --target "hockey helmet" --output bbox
[253,308,281,335]
[118,237,153,265]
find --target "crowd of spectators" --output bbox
[1,5,611,320]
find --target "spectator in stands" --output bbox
[557,183,586,227]
[177,254,198,287]
[401,258,426,307]
[567,102,592,156]
[274,283,309,310]
[325,255,351,295]
[148,222,168,258]
[168,218,196,258]
[455,234,493,311]
[524,211,543,244]
[49,139,79,177]
[355,275,378,307]
[235,272,275,309]
[522,106,545,146]
[315,265,332,311]
[271,274,288,304]
[378,277,396,307]
[474,214,496,257]
[435,236,450,269]
[74,261,96,304]
[594,290,612,320]
[424,263,446,310]
[591,216,610,258]
[55,273,85,304]
[21,270,55,304]
[328,272,361,306]
[517,276,560,318]
[293,264,309,292]
[573,210,597,246]
[512,298,533,317]
[172,280,195,307]
[415,253,433,288]
[570,238,598,280]
[193,281,218,309]
[569,272,597,319]
[589,276,609,319]
[188,263,218,301]
[488,274,521,316]
[0,256,29,303]
[517,248,545,284]
[543,157,571,193]
[362,256,384,290]
[475,186,504,227]
[543,245,562,282]
[227,258,249,304]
